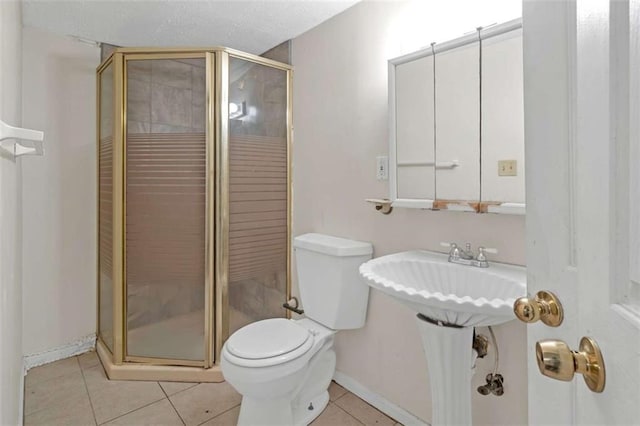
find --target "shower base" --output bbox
[96,339,223,382]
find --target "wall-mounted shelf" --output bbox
[0,119,44,157]
[484,202,526,215]
[366,198,393,215]
[432,199,479,212]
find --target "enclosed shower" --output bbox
[97,47,292,381]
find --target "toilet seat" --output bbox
[223,318,315,368]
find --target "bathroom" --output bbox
[1,0,637,425]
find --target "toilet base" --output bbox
[297,390,330,425]
[237,390,329,426]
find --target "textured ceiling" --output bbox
[22,0,360,54]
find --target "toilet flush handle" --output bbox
[283,297,304,315]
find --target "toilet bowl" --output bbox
[221,233,373,426]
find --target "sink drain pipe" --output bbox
[476,326,504,396]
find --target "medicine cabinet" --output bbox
[388,18,524,214]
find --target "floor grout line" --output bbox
[332,402,365,425]
[23,382,88,420]
[333,389,398,424]
[96,394,168,426]
[329,380,349,402]
[77,356,99,426]
[24,363,84,389]
[23,359,93,420]
[195,403,241,426]
[162,382,199,397]
[332,390,349,403]
[160,382,187,426]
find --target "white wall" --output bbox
[291,1,527,424]
[21,27,100,356]
[0,1,24,424]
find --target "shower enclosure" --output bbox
[97,47,292,381]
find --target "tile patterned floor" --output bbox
[24,352,402,426]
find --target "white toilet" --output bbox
[221,233,373,426]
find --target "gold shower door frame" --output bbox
[96,47,293,378]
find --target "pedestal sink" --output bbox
[359,250,526,426]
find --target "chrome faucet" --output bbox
[460,243,475,260]
[440,242,497,268]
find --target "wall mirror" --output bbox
[388,18,524,214]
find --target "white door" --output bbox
[524,0,640,424]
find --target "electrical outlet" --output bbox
[498,160,517,176]
[376,156,389,180]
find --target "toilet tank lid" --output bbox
[293,233,373,257]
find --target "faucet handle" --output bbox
[440,242,458,253]
[441,242,461,259]
[479,247,498,254]
[476,247,498,262]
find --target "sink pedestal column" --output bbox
[415,318,475,426]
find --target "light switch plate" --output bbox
[498,160,517,176]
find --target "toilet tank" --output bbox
[293,233,373,330]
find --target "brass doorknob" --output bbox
[536,337,606,393]
[513,290,564,327]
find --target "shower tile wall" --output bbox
[228,62,287,138]
[127,59,205,135]
[260,40,291,64]
[100,43,118,62]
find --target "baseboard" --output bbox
[333,370,429,426]
[23,333,96,371]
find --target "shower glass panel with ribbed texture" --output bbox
[96,48,291,381]
[228,57,289,335]
[125,57,207,362]
[98,62,114,352]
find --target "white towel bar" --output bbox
[397,160,459,169]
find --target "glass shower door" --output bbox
[124,56,208,363]
[227,56,289,335]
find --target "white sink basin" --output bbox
[359,250,526,327]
